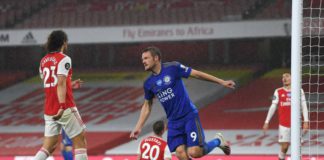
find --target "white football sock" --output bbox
[75,148,88,160]
[34,148,49,160]
[279,151,286,159]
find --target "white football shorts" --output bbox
[44,107,86,138]
[278,125,290,143]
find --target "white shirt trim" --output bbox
[57,56,71,76]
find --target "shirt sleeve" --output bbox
[137,141,141,154]
[265,89,279,123]
[164,145,172,159]
[301,89,309,122]
[39,66,43,79]
[175,62,192,79]
[265,103,277,123]
[271,89,279,105]
[144,84,154,100]
[57,56,72,76]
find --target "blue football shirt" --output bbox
[143,61,198,121]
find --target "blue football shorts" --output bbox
[62,129,73,146]
[167,113,205,152]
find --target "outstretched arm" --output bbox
[72,78,84,89]
[130,99,153,140]
[190,69,235,89]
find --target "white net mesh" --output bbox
[302,0,324,159]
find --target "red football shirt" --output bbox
[39,52,75,115]
[272,88,292,127]
[137,136,171,160]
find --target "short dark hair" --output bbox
[142,46,162,60]
[45,30,68,52]
[153,120,165,136]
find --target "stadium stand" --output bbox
[0,46,42,89]
[0,84,143,155]
[12,0,264,29]
[0,0,51,28]
[199,70,324,130]
[200,73,282,130]
[0,71,32,90]
[65,40,262,70]
[251,0,322,20]
[0,0,297,29]
[254,0,291,19]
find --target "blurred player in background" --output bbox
[137,120,171,160]
[61,78,83,160]
[61,129,73,160]
[263,73,309,160]
[34,30,88,160]
[131,46,235,160]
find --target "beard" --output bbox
[144,65,151,71]
[144,63,156,72]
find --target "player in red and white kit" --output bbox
[263,73,309,160]
[137,120,171,160]
[34,30,88,160]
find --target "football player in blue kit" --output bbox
[61,129,73,160]
[130,46,235,159]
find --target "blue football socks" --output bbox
[62,150,73,160]
[203,138,221,155]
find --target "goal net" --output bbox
[299,0,324,159]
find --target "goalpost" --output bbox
[291,0,303,159]
[292,0,323,160]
